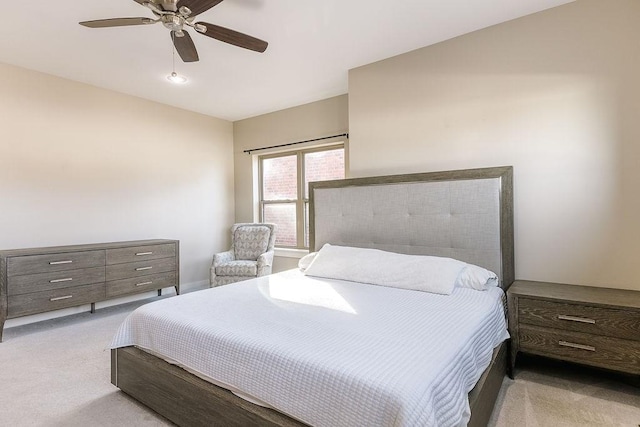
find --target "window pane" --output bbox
[262,155,297,200]
[304,148,345,198]
[264,203,297,247]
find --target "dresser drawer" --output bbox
[106,257,176,281]
[106,272,177,298]
[7,250,105,277]
[519,324,640,375]
[518,298,640,341]
[106,243,176,265]
[7,283,106,318]
[7,266,105,296]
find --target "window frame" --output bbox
[258,143,345,249]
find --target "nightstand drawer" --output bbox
[106,244,176,265]
[7,250,105,276]
[7,266,105,296]
[7,283,106,318]
[519,324,640,375]
[518,298,640,341]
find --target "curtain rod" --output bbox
[243,133,349,154]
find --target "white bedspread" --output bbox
[111,269,509,427]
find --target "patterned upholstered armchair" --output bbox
[210,223,276,287]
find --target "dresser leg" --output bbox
[508,350,517,379]
[1,296,6,342]
[158,289,162,297]
[91,303,95,314]
[174,285,180,295]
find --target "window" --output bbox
[259,145,345,249]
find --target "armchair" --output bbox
[210,223,276,287]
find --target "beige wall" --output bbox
[0,63,235,295]
[348,0,640,290]
[233,95,349,272]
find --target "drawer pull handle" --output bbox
[136,266,153,271]
[50,278,73,283]
[136,281,153,287]
[50,295,73,302]
[136,252,153,256]
[49,260,73,265]
[558,340,595,352]
[558,315,596,324]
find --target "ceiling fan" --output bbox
[79,0,268,63]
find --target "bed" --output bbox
[110,166,514,427]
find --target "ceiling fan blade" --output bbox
[171,30,200,62]
[178,0,224,17]
[196,22,268,53]
[79,18,155,28]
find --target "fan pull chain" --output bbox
[172,32,176,74]
[167,32,186,83]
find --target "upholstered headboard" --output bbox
[309,166,514,289]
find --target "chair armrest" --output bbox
[213,250,234,267]
[257,250,275,276]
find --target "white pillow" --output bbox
[298,252,317,271]
[303,244,467,295]
[455,264,499,291]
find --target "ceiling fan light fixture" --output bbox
[167,71,187,84]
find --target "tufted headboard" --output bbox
[308,166,514,289]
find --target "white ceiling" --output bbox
[1,0,573,121]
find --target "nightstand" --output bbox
[507,280,640,377]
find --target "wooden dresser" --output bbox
[508,280,640,376]
[0,239,179,341]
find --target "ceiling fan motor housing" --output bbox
[160,0,178,12]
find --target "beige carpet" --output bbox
[489,355,640,427]
[1,299,638,426]
[0,299,172,427]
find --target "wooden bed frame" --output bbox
[112,166,514,426]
